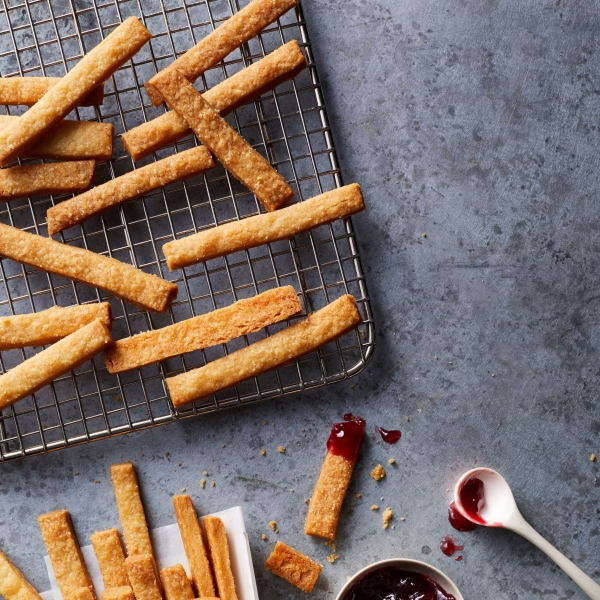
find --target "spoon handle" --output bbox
[509,516,600,600]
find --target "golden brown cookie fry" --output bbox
[0,549,43,600]
[163,184,364,269]
[0,77,104,106]
[0,319,112,411]
[104,287,301,374]
[264,541,322,593]
[159,565,194,600]
[145,0,297,106]
[152,69,293,212]
[125,555,163,600]
[66,589,95,600]
[0,17,151,166]
[172,495,216,598]
[46,146,214,235]
[0,160,95,201]
[0,303,111,350]
[100,587,135,600]
[38,510,96,600]
[123,41,306,161]
[0,117,113,161]
[110,462,154,558]
[0,223,178,313]
[166,294,361,407]
[203,516,238,600]
[90,528,129,589]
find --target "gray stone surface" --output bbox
[1,0,600,599]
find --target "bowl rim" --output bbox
[334,557,464,600]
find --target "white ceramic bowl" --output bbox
[335,558,464,600]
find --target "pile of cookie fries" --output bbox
[0,0,366,412]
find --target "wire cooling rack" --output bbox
[0,0,375,461]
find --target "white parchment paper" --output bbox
[42,506,259,600]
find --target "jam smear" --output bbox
[342,566,456,600]
[440,536,463,557]
[448,501,477,532]
[328,415,366,462]
[458,477,486,524]
[455,556,463,562]
[376,427,402,444]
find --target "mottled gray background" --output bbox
[2,0,600,599]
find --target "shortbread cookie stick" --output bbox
[38,510,96,600]
[47,146,214,235]
[0,17,151,166]
[152,69,293,212]
[145,0,297,106]
[0,117,113,161]
[160,565,194,600]
[164,184,364,269]
[0,223,178,313]
[0,320,112,411]
[104,286,300,374]
[166,294,361,407]
[125,555,163,600]
[66,589,94,600]
[123,41,306,161]
[90,528,129,588]
[305,415,365,540]
[0,303,111,350]
[101,587,135,600]
[172,495,216,597]
[0,160,95,201]
[0,549,43,600]
[203,516,238,600]
[264,541,322,593]
[110,462,154,558]
[0,77,104,106]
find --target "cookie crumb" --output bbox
[388,458,395,465]
[304,498,308,503]
[221,444,226,448]
[269,521,279,533]
[261,449,266,456]
[370,505,379,511]
[290,489,294,492]
[94,479,100,484]
[371,464,385,481]
[74,472,79,476]
[263,419,268,425]
[177,462,182,466]
[355,493,362,499]
[422,232,427,238]
[405,416,410,422]
[434,356,438,360]
[592,454,596,462]
[211,481,215,487]
[383,507,393,529]
[203,470,208,476]
[301,428,305,432]
[278,446,286,453]
[164,451,170,457]
[181,487,186,492]
[327,553,338,564]
[400,517,405,521]
[200,479,206,489]
[262,534,268,541]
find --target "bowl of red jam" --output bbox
[335,558,464,600]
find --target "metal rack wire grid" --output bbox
[0,0,375,461]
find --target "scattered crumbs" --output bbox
[434,356,438,361]
[141,453,144,457]
[355,493,362,499]
[74,472,79,476]
[446,489,450,492]
[203,470,209,476]
[324,540,337,552]
[592,454,597,462]
[400,517,406,522]
[261,449,266,456]
[263,419,268,425]
[392,525,395,530]
[371,464,385,481]
[301,428,305,432]
[261,534,267,541]
[200,479,206,489]
[177,462,182,467]
[492,373,495,377]
[278,445,286,453]
[221,444,226,448]
[422,232,427,238]
[388,458,396,465]
[349,384,355,389]
[304,498,308,503]
[448,361,453,365]
[370,505,379,511]
[405,416,410,422]
[165,451,170,457]
[381,497,384,501]
[327,554,338,564]
[290,489,294,492]
[383,508,393,529]
[211,481,215,487]
[181,487,186,492]
[268,521,279,533]
[94,479,100,484]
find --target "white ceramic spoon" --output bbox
[454,467,600,600]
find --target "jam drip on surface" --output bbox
[448,501,477,532]
[458,477,486,524]
[328,414,366,462]
[342,566,456,600]
[440,536,463,557]
[376,426,402,444]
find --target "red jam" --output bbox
[448,501,477,532]
[440,536,463,557]
[342,566,456,600]
[458,477,486,524]
[328,415,366,462]
[376,427,402,444]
